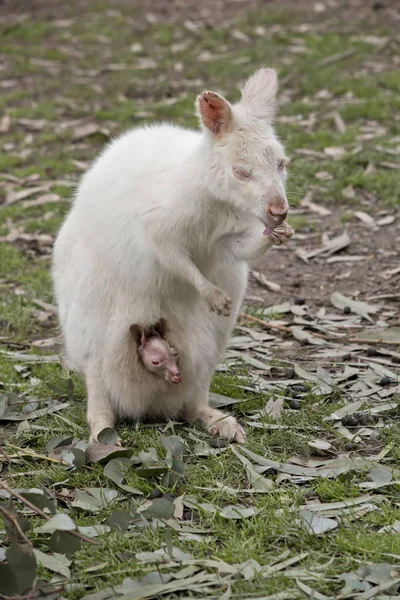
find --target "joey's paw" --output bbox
[269,221,294,246]
[209,416,246,443]
[205,286,232,316]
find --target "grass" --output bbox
[1,1,400,598]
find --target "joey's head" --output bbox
[196,69,289,232]
[130,320,182,384]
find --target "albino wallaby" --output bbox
[52,68,293,444]
[131,319,182,385]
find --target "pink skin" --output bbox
[138,334,182,384]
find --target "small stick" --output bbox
[0,505,31,545]
[240,313,400,346]
[6,443,71,466]
[0,445,12,463]
[0,480,98,545]
[317,49,356,67]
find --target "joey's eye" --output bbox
[278,160,286,172]
[233,167,252,181]
[151,360,160,366]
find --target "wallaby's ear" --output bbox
[130,324,144,346]
[196,91,233,135]
[240,68,278,122]
[153,318,168,338]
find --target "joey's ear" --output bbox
[153,318,168,338]
[130,324,144,346]
[196,91,233,135]
[240,68,278,121]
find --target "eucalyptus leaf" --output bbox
[108,510,132,531]
[33,548,71,579]
[297,510,338,535]
[331,292,380,323]
[85,443,134,464]
[35,513,76,534]
[47,435,75,453]
[143,498,175,519]
[21,491,56,515]
[219,505,259,519]
[6,542,37,594]
[97,427,119,445]
[49,530,81,555]
[103,458,143,495]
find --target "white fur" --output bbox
[52,69,289,443]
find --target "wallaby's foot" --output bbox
[204,285,232,316]
[208,416,246,443]
[189,405,246,443]
[268,221,294,246]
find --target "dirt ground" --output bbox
[1,0,398,312]
[2,0,400,24]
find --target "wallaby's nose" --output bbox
[269,207,288,219]
[265,195,289,226]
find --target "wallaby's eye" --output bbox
[277,159,286,172]
[233,167,252,181]
[151,360,160,366]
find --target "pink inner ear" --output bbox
[198,92,231,135]
[140,334,147,348]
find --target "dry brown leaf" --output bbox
[0,115,11,133]
[72,122,101,141]
[300,193,331,216]
[22,194,61,209]
[354,211,378,230]
[324,146,346,159]
[377,215,396,226]
[333,113,346,133]
[17,118,47,131]
[251,270,281,292]
[5,186,50,206]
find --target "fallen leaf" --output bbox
[33,549,71,579]
[297,510,338,535]
[219,505,259,519]
[103,458,143,495]
[0,115,11,133]
[354,211,377,229]
[331,292,380,322]
[251,270,281,292]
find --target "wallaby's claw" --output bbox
[269,221,294,246]
[209,416,246,443]
[205,286,232,316]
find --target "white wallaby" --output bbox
[52,68,293,444]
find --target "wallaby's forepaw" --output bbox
[209,416,246,443]
[205,285,232,316]
[268,221,294,246]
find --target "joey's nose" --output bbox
[171,372,182,384]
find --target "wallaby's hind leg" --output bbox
[184,386,245,443]
[196,405,245,443]
[85,363,120,444]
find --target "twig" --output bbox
[317,49,356,66]
[364,294,400,301]
[240,313,400,346]
[6,443,71,466]
[0,479,98,545]
[239,312,292,334]
[0,445,12,463]
[0,505,31,545]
